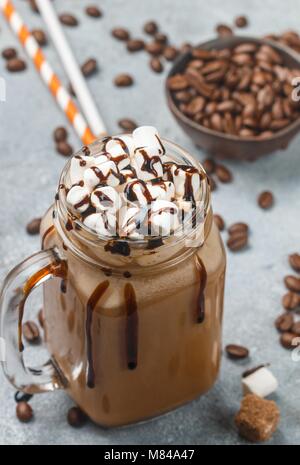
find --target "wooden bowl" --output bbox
[166,36,300,161]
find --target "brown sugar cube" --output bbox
[235,394,280,442]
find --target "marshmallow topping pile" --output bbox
[66,126,204,239]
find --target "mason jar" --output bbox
[0,137,226,427]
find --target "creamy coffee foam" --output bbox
[66,126,204,239]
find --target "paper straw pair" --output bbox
[0,0,107,145]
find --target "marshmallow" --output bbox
[66,185,90,213]
[171,165,202,201]
[131,146,164,182]
[91,186,122,212]
[119,206,147,237]
[83,212,117,236]
[124,180,152,206]
[132,126,165,155]
[84,160,120,191]
[119,167,137,185]
[148,180,175,202]
[104,136,134,171]
[70,155,96,185]
[149,200,179,236]
[93,153,110,166]
[242,367,278,398]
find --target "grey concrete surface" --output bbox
[1,0,300,446]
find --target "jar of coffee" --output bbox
[0,127,226,426]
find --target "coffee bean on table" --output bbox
[275,313,294,332]
[280,332,299,349]
[225,344,249,359]
[81,58,98,77]
[215,164,233,183]
[31,29,47,46]
[143,21,158,35]
[26,218,41,235]
[284,275,300,293]
[235,16,248,28]
[2,47,17,60]
[114,73,134,87]
[216,24,233,37]
[23,321,40,344]
[29,0,39,13]
[227,232,248,252]
[291,322,300,336]
[67,407,87,427]
[6,58,27,72]
[14,391,33,403]
[53,126,68,143]
[85,6,102,18]
[228,222,249,235]
[202,158,216,175]
[155,32,168,44]
[163,46,178,61]
[282,292,300,310]
[289,253,300,272]
[126,39,145,52]
[146,41,164,56]
[214,214,225,231]
[118,118,137,131]
[56,141,73,157]
[59,14,78,27]
[258,191,274,209]
[209,176,217,192]
[150,57,163,73]
[16,402,33,423]
[38,308,45,328]
[111,28,130,41]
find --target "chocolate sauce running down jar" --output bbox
[0,136,226,427]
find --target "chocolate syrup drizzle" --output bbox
[124,283,138,370]
[195,256,207,323]
[86,280,110,388]
[18,259,67,352]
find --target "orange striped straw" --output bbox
[0,0,96,145]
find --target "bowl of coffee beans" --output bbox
[166,36,300,160]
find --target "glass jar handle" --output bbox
[0,248,68,394]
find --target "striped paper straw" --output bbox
[0,0,96,145]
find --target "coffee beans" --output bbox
[14,391,33,403]
[146,41,164,56]
[282,292,300,310]
[227,222,249,252]
[275,313,294,332]
[126,39,145,52]
[168,41,300,137]
[215,164,233,183]
[31,29,47,46]
[118,118,138,131]
[114,73,134,87]
[235,16,248,28]
[214,214,225,231]
[163,46,178,61]
[16,402,33,423]
[112,28,130,41]
[57,141,73,157]
[291,321,300,336]
[86,6,102,18]
[59,14,78,27]
[26,218,41,235]
[144,21,158,35]
[280,332,300,349]
[150,57,163,73]
[6,58,27,73]
[81,58,98,77]
[289,253,300,272]
[225,344,249,359]
[216,24,233,37]
[258,191,274,209]
[23,321,40,344]
[284,275,300,293]
[2,47,17,60]
[67,407,87,427]
[54,126,68,143]
[202,158,216,175]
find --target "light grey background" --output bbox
[1,0,300,446]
